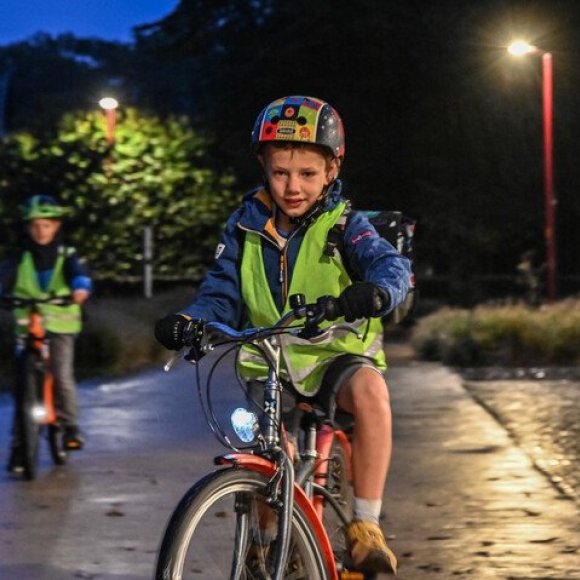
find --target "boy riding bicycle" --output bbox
[155,95,411,575]
[0,195,92,473]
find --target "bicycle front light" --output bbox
[230,407,258,443]
[31,404,48,422]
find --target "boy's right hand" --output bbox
[154,313,192,350]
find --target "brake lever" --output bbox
[163,350,183,372]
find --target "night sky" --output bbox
[0,0,178,45]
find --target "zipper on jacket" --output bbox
[238,221,307,307]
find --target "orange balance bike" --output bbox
[1,295,71,480]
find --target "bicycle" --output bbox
[1,295,71,480]
[155,293,378,580]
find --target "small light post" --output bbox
[98,97,119,147]
[508,41,557,300]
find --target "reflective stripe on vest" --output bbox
[239,202,386,395]
[13,249,82,335]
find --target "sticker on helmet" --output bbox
[215,243,226,260]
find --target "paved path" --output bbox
[386,359,579,579]
[463,379,579,502]
[0,355,578,579]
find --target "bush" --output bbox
[411,299,580,366]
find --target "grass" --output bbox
[410,298,580,367]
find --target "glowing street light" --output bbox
[508,40,557,300]
[507,40,536,57]
[98,97,119,146]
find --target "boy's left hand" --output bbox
[72,289,89,305]
[338,282,389,322]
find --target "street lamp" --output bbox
[508,40,557,300]
[98,97,119,146]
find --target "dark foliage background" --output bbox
[1,0,580,303]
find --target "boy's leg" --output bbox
[335,367,392,499]
[7,348,27,473]
[334,366,397,574]
[50,333,84,449]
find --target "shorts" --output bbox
[246,354,383,428]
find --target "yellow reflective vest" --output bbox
[239,202,386,395]
[13,248,82,335]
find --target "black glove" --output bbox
[337,282,390,322]
[154,313,192,350]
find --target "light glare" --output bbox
[99,97,119,110]
[508,41,535,57]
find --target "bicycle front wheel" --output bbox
[155,468,327,580]
[48,424,68,466]
[19,352,43,480]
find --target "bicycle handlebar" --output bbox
[0,294,74,309]
[163,293,357,371]
[180,293,359,357]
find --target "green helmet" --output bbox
[21,195,68,221]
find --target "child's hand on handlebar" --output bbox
[337,282,390,322]
[73,289,89,305]
[155,314,203,351]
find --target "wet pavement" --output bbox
[385,360,579,579]
[463,379,579,503]
[0,353,578,579]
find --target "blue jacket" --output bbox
[182,180,412,328]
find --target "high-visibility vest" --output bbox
[13,248,82,335]
[239,202,386,395]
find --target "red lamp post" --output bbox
[508,41,557,300]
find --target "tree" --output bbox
[0,108,237,282]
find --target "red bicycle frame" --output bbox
[216,452,340,580]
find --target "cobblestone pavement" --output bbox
[463,379,580,503]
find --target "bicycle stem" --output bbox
[261,344,283,447]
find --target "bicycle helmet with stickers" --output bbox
[21,195,68,221]
[251,96,345,161]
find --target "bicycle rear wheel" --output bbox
[321,436,353,564]
[155,468,327,579]
[19,352,43,480]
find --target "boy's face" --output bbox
[27,218,61,246]
[260,145,338,228]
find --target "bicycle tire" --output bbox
[321,436,353,564]
[19,352,43,480]
[155,468,327,580]
[48,424,68,466]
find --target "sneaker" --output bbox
[63,426,85,451]
[6,446,24,474]
[346,520,398,574]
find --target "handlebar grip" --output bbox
[320,296,342,322]
[182,320,202,347]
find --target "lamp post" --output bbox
[508,41,557,300]
[98,97,119,146]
